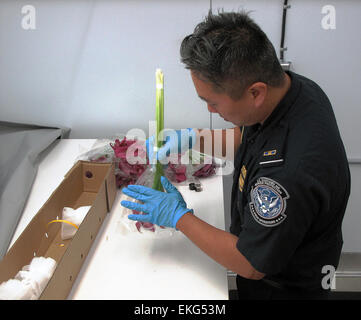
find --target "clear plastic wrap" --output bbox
[76,137,218,188]
[75,136,219,237]
[117,166,175,238]
[75,136,122,163]
[164,150,217,183]
[75,136,148,188]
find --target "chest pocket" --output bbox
[258,122,289,169]
[236,122,289,216]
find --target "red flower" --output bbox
[110,138,148,188]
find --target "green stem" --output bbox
[153,69,164,191]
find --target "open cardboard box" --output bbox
[0,161,116,299]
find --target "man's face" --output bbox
[191,71,259,127]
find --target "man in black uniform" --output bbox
[230,69,351,300]
[121,11,350,299]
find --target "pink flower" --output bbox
[193,163,216,178]
[110,138,148,187]
[132,210,156,233]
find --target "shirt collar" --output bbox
[242,71,301,143]
[261,71,301,130]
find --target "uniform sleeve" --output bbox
[236,166,329,275]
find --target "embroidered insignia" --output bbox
[249,177,290,227]
[239,165,247,192]
[263,150,277,156]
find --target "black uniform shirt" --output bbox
[230,71,351,290]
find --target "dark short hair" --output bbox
[180,10,285,100]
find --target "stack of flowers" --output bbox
[109,137,218,187]
[164,153,217,183]
[109,137,218,188]
[110,137,148,188]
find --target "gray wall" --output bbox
[0,0,360,251]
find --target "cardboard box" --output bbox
[0,161,116,299]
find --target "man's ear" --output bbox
[249,82,267,109]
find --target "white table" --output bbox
[9,139,228,300]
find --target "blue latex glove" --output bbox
[146,128,197,164]
[120,176,193,229]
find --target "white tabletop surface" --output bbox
[9,139,228,300]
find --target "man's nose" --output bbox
[207,104,217,113]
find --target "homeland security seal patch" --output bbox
[249,177,290,227]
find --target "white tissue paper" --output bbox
[0,257,57,300]
[61,206,91,240]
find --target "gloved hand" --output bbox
[146,128,197,164]
[120,176,193,229]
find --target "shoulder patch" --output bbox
[249,177,290,227]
